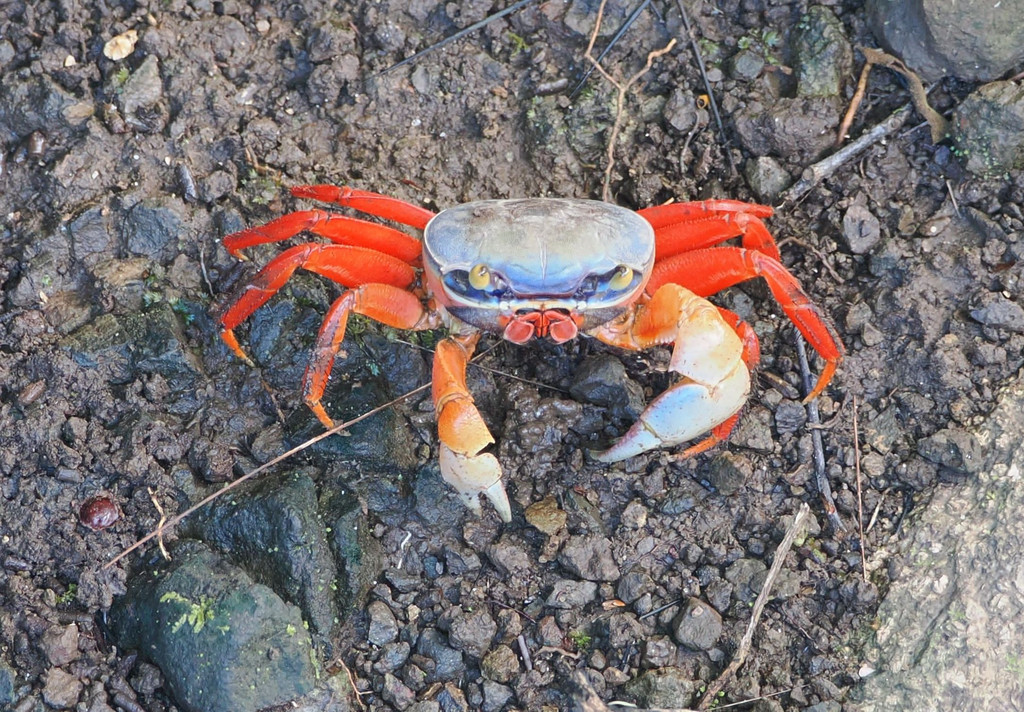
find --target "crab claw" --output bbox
[439,444,512,522]
[590,284,753,463]
[590,365,750,462]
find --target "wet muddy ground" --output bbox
[2,0,1023,710]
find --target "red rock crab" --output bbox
[219,185,843,521]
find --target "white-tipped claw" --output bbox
[438,444,512,522]
[592,364,750,463]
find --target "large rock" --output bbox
[110,541,316,712]
[867,0,1024,81]
[852,371,1024,709]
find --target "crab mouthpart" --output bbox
[503,309,580,344]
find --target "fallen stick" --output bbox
[697,503,810,709]
[780,104,912,204]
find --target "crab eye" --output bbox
[609,265,633,290]
[468,264,491,290]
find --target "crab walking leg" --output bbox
[290,185,436,230]
[640,200,782,262]
[432,333,511,522]
[589,284,752,462]
[303,284,437,428]
[224,210,422,263]
[219,243,416,362]
[648,246,843,401]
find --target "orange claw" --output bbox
[431,334,511,521]
[648,246,843,401]
[589,284,752,462]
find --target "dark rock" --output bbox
[616,570,654,605]
[725,558,768,603]
[663,87,705,133]
[546,579,598,609]
[969,291,1024,332]
[569,354,644,420]
[841,204,882,255]
[605,613,644,648]
[121,55,163,118]
[368,600,400,646]
[109,541,316,712]
[122,197,186,264]
[437,682,470,712]
[448,608,498,659]
[0,659,14,706]
[774,399,809,434]
[191,471,340,639]
[744,156,791,202]
[321,479,387,614]
[867,0,1024,81]
[733,97,840,164]
[623,667,696,708]
[641,636,677,668]
[416,629,466,682]
[375,642,411,673]
[486,536,534,578]
[917,428,984,473]
[671,597,723,651]
[537,616,564,647]
[481,680,513,712]
[69,207,115,268]
[705,452,750,496]
[382,673,416,711]
[794,7,852,97]
[558,536,621,582]
[729,49,765,81]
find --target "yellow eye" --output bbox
[609,265,633,290]
[468,263,491,290]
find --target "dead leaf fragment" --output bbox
[103,29,138,61]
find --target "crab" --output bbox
[219,185,843,522]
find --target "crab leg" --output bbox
[589,284,752,462]
[290,185,436,230]
[220,243,416,362]
[640,200,782,262]
[432,333,511,522]
[224,210,422,263]
[648,246,843,401]
[303,284,437,428]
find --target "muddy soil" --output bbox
[1,0,1022,711]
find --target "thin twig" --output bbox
[517,634,534,671]
[675,0,735,177]
[585,0,676,201]
[147,487,171,562]
[374,0,539,76]
[569,0,652,98]
[697,503,810,709]
[794,335,845,533]
[781,104,912,204]
[852,395,867,582]
[836,55,873,146]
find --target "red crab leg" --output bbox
[220,243,416,362]
[290,185,436,230]
[224,210,422,263]
[303,283,437,428]
[639,200,781,262]
[589,284,752,462]
[432,333,511,522]
[648,246,843,401]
